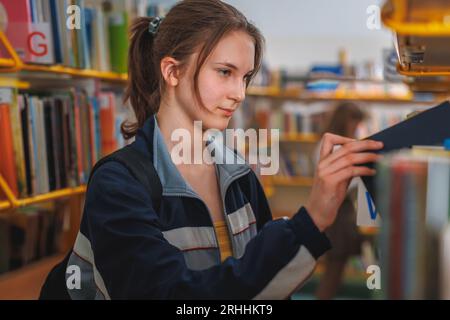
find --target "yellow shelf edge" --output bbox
[247,86,415,103]
[0,78,30,89]
[271,176,314,187]
[16,186,87,207]
[1,172,87,212]
[246,86,302,98]
[280,133,320,143]
[21,64,128,82]
[397,63,450,77]
[0,58,16,68]
[0,201,11,211]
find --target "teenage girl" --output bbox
[64,0,383,299]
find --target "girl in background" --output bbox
[315,102,370,299]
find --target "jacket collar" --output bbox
[135,116,250,198]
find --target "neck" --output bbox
[156,96,208,164]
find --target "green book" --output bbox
[108,11,128,74]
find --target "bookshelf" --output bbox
[374,149,450,299]
[0,0,141,285]
[0,31,127,82]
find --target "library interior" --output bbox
[0,0,449,300]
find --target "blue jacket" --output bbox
[67,116,331,299]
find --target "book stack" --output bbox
[0,87,129,199]
[376,148,450,299]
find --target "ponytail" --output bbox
[122,17,161,140]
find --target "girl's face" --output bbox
[176,30,256,131]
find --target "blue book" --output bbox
[49,0,63,64]
[29,0,37,23]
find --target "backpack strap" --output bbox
[87,144,163,212]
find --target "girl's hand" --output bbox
[305,133,383,232]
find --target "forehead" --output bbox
[207,30,255,70]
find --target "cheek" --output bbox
[198,71,225,111]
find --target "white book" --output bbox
[441,225,450,299]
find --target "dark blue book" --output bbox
[362,100,450,203]
[49,0,63,64]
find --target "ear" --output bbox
[160,57,181,87]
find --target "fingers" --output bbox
[320,139,383,168]
[320,152,382,176]
[319,133,355,159]
[330,165,376,185]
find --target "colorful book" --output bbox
[0,98,19,198]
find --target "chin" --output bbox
[203,115,230,131]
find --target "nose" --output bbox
[230,79,246,103]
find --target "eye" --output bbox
[218,69,231,77]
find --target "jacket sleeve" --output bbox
[83,161,331,299]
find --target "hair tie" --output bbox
[149,17,163,35]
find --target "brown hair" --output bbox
[322,102,368,137]
[122,0,265,139]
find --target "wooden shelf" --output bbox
[0,173,86,213]
[15,186,86,208]
[0,201,11,211]
[271,176,314,187]
[20,64,127,82]
[0,58,16,68]
[0,78,30,89]
[246,86,302,98]
[280,133,320,143]
[246,86,419,103]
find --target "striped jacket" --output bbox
[67,116,331,299]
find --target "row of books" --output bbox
[376,148,450,299]
[0,203,65,274]
[0,0,168,72]
[277,148,315,178]
[244,98,329,136]
[0,87,129,199]
[242,97,430,140]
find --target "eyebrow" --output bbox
[214,62,254,74]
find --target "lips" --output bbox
[218,107,235,117]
